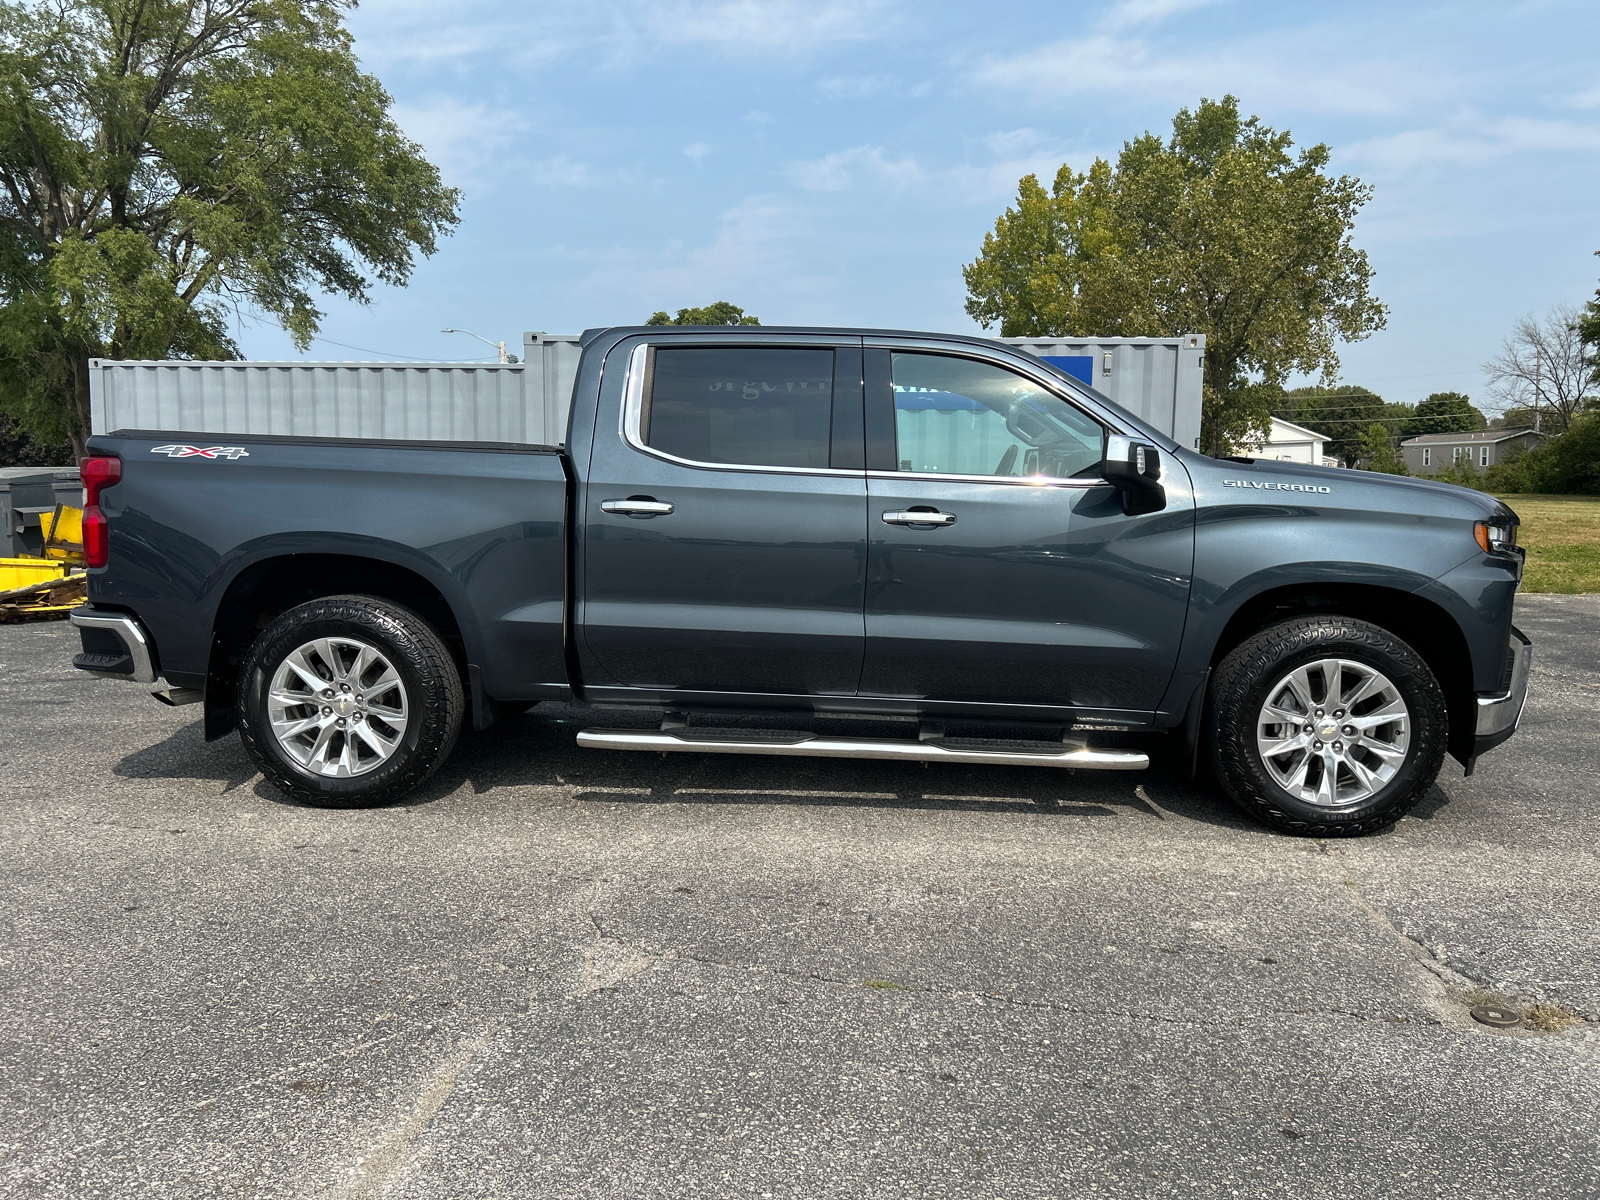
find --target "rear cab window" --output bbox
[640,347,836,470]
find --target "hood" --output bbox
[1193,454,1517,523]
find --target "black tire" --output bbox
[237,595,464,807]
[1208,615,1448,837]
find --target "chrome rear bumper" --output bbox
[70,609,155,683]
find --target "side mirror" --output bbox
[1103,435,1165,514]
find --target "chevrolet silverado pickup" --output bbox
[69,326,1531,836]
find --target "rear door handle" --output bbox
[602,498,674,517]
[882,510,956,527]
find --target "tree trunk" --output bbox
[68,353,92,462]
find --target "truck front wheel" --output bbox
[1209,616,1448,837]
[237,595,464,807]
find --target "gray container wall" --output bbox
[1,466,82,558]
[90,335,584,446]
[1002,336,1205,451]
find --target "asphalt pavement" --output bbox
[1,596,1596,1199]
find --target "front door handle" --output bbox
[602,498,674,517]
[882,509,956,527]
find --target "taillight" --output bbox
[79,455,121,568]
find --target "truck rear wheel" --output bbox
[1208,616,1448,837]
[237,595,464,807]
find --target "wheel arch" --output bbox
[203,552,473,741]
[1202,582,1476,767]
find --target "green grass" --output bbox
[1496,494,1600,593]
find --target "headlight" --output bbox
[1474,521,1517,554]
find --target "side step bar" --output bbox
[575,729,1148,770]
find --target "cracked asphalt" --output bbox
[2,595,1597,1199]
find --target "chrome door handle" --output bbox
[601,499,674,517]
[882,510,956,527]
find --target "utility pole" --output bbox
[1533,342,1542,433]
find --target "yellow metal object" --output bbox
[0,557,67,591]
[39,504,85,563]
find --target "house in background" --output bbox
[1401,428,1543,475]
[1240,416,1334,465]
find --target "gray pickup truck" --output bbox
[69,325,1530,836]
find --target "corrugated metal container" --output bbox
[89,331,1204,453]
[1002,335,1205,451]
[90,333,584,446]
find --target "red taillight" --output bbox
[79,455,121,568]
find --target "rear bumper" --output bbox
[70,608,156,682]
[1468,624,1531,768]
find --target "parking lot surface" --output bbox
[2,596,1597,1199]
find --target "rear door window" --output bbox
[891,352,1103,479]
[645,347,835,469]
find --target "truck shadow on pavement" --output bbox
[113,706,1449,837]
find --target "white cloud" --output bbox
[683,143,714,161]
[554,196,839,322]
[530,155,600,188]
[787,145,925,192]
[1096,0,1225,30]
[1345,117,1600,172]
[818,73,896,99]
[784,135,1102,205]
[1567,81,1600,110]
[634,0,893,50]
[389,96,522,185]
[969,28,1456,118]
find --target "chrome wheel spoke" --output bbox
[281,649,328,692]
[1351,698,1407,730]
[1254,656,1410,807]
[268,635,408,779]
[272,713,325,740]
[1259,728,1312,759]
[352,721,396,756]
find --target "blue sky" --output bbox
[235,0,1600,409]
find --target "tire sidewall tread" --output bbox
[1208,615,1448,838]
[236,595,464,808]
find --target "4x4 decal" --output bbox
[150,445,250,460]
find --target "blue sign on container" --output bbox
[1040,355,1094,386]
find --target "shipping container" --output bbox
[91,330,1205,451]
[1002,335,1205,451]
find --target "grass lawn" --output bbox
[1495,494,1600,593]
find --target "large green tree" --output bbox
[0,0,459,456]
[645,301,760,327]
[1281,384,1386,467]
[1402,392,1487,437]
[963,96,1386,455]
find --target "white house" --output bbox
[1240,417,1333,465]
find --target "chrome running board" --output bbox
[575,728,1148,770]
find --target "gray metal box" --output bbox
[1001,335,1205,451]
[1,466,82,558]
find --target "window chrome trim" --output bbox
[619,342,864,478]
[866,469,1107,489]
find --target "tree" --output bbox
[1357,421,1407,475]
[1483,306,1594,435]
[0,410,71,465]
[646,301,759,327]
[963,95,1386,456]
[1483,413,1600,495]
[1403,392,1487,438]
[1281,384,1385,467]
[0,0,460,457]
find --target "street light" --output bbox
[442,328,508,363]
